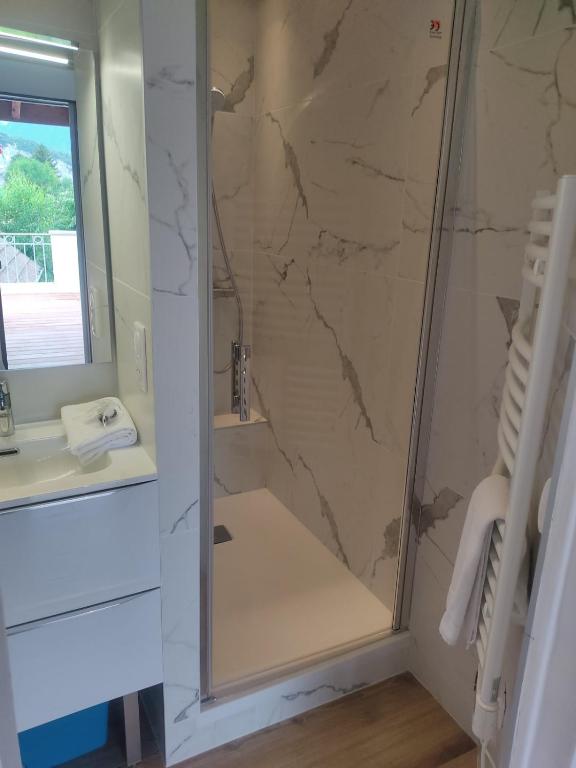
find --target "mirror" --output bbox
[0,27,113,370]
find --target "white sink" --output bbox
[0,421,156,511]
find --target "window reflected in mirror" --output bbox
[0,96,87,368]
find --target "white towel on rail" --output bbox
[61,397,137,464]
[439,474,509,646]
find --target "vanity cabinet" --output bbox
[0,482,160,627]
[0,481,163,733]
[8,590,162,732]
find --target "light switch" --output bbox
[133,321,148,393]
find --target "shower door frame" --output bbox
[198,0,476,699]
[392,0,477,630]
[198,0,215,700]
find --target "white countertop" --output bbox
[0,420,157,512]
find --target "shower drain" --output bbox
[214,524,233,545]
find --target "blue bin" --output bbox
[18,703,109,768]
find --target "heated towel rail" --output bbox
[473,177,576,758]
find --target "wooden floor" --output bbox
[441,751,478,767]
[144,674,476,768]
[2,291,85,368]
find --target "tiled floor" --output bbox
[213,489,393,692]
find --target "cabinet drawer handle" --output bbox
[6,592,148,636]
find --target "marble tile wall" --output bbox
[210,0,268,499]
[409,0,576,738]
[98,0,156,460]
[139,1,202,759]
[250,0,454,610]
[210,0,256,414]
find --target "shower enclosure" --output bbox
[206,0,460,698]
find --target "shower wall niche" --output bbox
[211,0,453,615]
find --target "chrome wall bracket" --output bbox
[231,342,251,421]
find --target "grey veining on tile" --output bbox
[146,65,196,91]
[297,453,351,568]
[169,500,199,536]
[312,0,354,79]
[370,516,402,582]
[496,297,520,342]
[306,271,382,448]
[417,488,463,540]
[173,690,200,723]
[151,148,198,297]
[223,56,255,112]
[102,102,146,203]
[265,111,310,219]
[251,376,296,474]
[282,681,366,702]
[411,64,448,118]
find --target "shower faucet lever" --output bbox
[231,342,251,422]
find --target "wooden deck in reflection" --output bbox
[2,291,86,368]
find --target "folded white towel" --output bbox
[440,475,509,646]
[61,397,137,464]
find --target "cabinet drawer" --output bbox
[8,589,163,732]
[0,482,160,627]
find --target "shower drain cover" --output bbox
[214,524,233,545]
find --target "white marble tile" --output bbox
[253,79,411,274]
[213,424,269,497]
[481,0,576,52]
[424,288,513,518]
[449,30,576,298]
[210,0,256,117]
[112,277,155,460]
[160,529,201,740]
[252,241,426,608]
[397,181,436,283]
[212,113,254,255]
[248,0,452,615]
[409,533,477,735]
[404,0,452,186]
[100,0,150,298]
[140,2,203,760]
[254,0,423,114]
